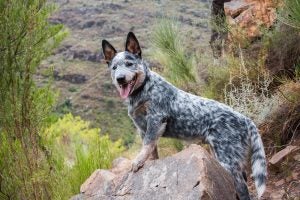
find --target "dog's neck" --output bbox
[130,64,150,97]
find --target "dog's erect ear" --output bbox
[102,40,117,64]
[125,32,142,57]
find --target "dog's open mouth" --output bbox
[118,74,137,99]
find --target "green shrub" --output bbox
[150,18,198,91]
[224,72,279,125]
[95,109,136,148]
[43,113,124,198]
[279,0,300,29]
[0,0,67,199]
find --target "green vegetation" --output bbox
[43,114,123,198]
[151,18,198,91]
[0,1,124,199]
[280,0,300,29]
[94,106,136,148]
[0,0,66,198]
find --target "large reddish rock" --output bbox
[71,145,237,200]
[225,0,277,40]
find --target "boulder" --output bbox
[225,0,277,40]
[72,145,237,200]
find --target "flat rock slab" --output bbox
[72,145,237,200]
[269,145,300,166]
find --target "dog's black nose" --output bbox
[116,76,126,84]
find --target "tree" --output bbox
[0,0,66,199]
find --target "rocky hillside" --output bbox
[40,0,212,144]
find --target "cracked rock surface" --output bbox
[71,145,237,200]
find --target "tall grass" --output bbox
[279,0,300,29]
[150,19,198,90]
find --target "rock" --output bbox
[72,49,103,62]
[274,179,285,187]
[74,145,237,200]
[55,46,103,63]
[293,154,300,162]
[292,172,299,180]
[270,190,285,199]
[53,71,88,84]
[269,145,300,167]
[224,1,252,18]
[81,21,95,29]
[225,0,277,40]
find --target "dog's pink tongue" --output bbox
[120,84,131,99]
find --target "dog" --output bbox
[102,32,267,200]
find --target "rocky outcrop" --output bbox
[53,70,88,84]
[72,145,237,200]
[55,45,103,63]
[224,0,277,40]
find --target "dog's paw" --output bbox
[131,160,144,172]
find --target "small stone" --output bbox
[285,176,293,182]
[270,190,285,199]
[292,172,299,180]
[293,154,300,162]
[275,179,285,187]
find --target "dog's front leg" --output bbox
[132,118,166,172]
[148,145,159,160]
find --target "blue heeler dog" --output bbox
[102,32,267,200]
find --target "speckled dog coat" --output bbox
[102,32,267,200]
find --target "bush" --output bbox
[43,113,124,199]
[224,72,279,125]
[150,18,198,92]
[279,0,300,29]
[0,0,66,199]
[201,51,266,100]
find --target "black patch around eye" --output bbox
[126,62,133,67]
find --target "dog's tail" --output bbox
[248,120,267,199]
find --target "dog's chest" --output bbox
[128,101,149,132]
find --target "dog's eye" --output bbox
[126,62,133,67]
[112,66,117,70]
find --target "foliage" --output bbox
[263,23,300,76]
[150,18,198,91]
[158,138,184,158]
[94,107,136,148]
[224,71,279,125]
[201,58,232,100]
[0,0,67,199]
[123,136,183,159]
[201,51,266,100]
[279,0,300,29]
[43,113,124,198]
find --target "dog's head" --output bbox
[102,32,147,99]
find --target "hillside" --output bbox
[40,0,212,145]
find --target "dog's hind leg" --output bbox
[230,168,251,200]
[216,159,250,200]
[210,142,250,200]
